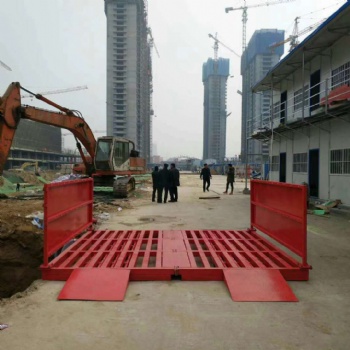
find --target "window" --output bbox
[330,149,350,174]
[270,155,279,171]
[272,101,280,120]
[293,85,309,111]
[293,153,307,172]
[96,139,112,162]
[331,61,350,89]
[113,141,129,166]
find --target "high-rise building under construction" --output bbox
[240,29,284,164]
[202,58,230,162]
[104,0,152,162]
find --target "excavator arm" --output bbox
[0,82,97,175]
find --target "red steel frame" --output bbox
[41,179,311,281]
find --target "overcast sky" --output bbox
[0,0,345,159]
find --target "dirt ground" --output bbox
[1,175,350,349]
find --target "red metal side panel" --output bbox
[250,180,307,266]
[43,179,93,266]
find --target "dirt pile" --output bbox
[0,175,152,298]
[0,230,43,298]
[0,199,43,298]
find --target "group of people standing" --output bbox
[151,163,235,203]
[152,163,180,203]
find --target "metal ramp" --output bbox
[58,269,130,301]
[41,179,311,302]
[224,270,298,302]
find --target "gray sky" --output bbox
[0,0,345,159]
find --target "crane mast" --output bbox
[225,0,296,52]
[208,33,240,59]
[269,17,327,52]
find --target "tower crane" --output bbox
[0,59,12,71]
[225,0,296,53]
[21,85,88,99]
[62,130,106,137]
[208,33,240,59]
[269,17,327,52]
[147,27,160,58]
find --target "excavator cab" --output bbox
[94,137,142,172]
[94,137,114,171]
[93,137,145,197]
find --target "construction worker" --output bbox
[151,166,162,203]
[223,164,235,195]
[160,163,171,203]
[169,163,180,202]
[200,163,212,192]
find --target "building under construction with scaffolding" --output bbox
[202,58,230,162]
[105,0,152,163]
[252,2,350,204]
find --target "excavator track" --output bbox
[113,176,136,198]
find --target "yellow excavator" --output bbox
[21,161,40,175]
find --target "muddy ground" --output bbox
[0,173,152,298]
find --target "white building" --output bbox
[253,2,350,204]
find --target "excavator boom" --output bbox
[0,82,96,174]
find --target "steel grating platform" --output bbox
[42,180,311,301]
[42,229,308,283]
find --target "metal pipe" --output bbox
[270,75,274,179]
[302,49,305,121]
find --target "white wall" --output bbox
[269,35,350,127]
[269,117,350,204]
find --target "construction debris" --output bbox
[51,174,87,183]
[314,199,342,213]
[199,196,220,200]
[96,212,110,221]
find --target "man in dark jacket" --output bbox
[169,163,180,202]
[200,163,212,192]
[223,164,235,195]
[151,166,162,203]
[160,163,171,203]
